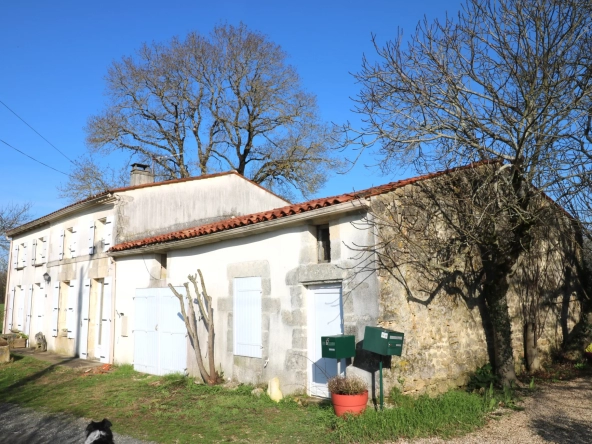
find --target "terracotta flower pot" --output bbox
[331,391,369,417]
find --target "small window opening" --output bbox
[317,225,331,263]
[156,254,167,279]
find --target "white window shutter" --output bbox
[100,277,113,363]
[79,279,91,358]
[51,282,60,337]
[67,280,79,339]
[21,243,27,268]
[36,283,45,319]
[58,230,65,260]
[13,244,19,269]
[42,236,47,262]
[6,287,16,332]
[103,217,114,252]
[70,226,78,258]
[31,239,37,266]
[25,285,33,335]
[89,220,96,255]
[233,277,262,358]
[17,287,25,329]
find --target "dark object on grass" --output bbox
[85,418,114,444]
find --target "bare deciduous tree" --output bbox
[169,269,218,385]
[346,0,592,384]
[86,23,342,200]
[0,202,31,302]
[57,154,128,202]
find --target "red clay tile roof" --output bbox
[8,171,289,236]
[110,161,497,253]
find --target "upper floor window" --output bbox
[59,227,78,260]
[90,216,114,254]
[317,225,331,263]
[13,242,27,269]
[31,236,47,266]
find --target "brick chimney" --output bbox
[130,163,154,186]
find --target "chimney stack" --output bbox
[130,163,154,186]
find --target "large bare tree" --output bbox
[86,23,342,200]
[347,0,592,384]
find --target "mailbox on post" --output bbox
[321,334,356,360]
[363,326,404,356]
[362,326,405,410]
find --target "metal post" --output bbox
[379,356,384,410]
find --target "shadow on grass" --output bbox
[0,356,77,397]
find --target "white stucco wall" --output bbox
[116,174,289,243]
[112,208,379,395]
[4,204,116,357]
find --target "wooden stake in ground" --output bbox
[169,269,217,385]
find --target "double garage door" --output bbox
[134,287,187,375]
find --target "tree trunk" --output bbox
[524,321,540,372]
[482,261,518,386]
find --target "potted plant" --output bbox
[585,344,592,363]
[327,374,369,417]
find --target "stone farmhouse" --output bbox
[4,163,586,398]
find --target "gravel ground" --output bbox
[393,377,592,444]
[0,403,155,444]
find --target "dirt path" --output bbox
[0,403,155,444]
[396,377,592,444]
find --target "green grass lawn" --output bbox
[0,355,499,443]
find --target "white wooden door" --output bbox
[6,287,15,332]
[99,277,113,363]
[79,279,91,359]
[16,287,25,330]
[134,287,187,375]
[34,283,45,335]
[308,285,344,398]
[24,285,33,335]
[94,280,104,360]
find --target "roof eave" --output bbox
[109,200,369,257]
[6,194,117,237]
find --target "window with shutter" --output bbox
[41,236,47,262]
[70,226,78,258]
[12,244,19,270]
[58,230,65,260]
[233,277,262,358]
[103,217,114,252]
[51,282,60,337]
[89,220,96,255]
[24,285,33,335]
[16,287,25,329]
[31,239,37,266]
[67,280,79,339]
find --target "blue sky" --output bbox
[0,0,463,219]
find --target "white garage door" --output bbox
[134,287,187,375]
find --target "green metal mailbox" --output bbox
[321,334,356,359]
[362,326,404,356]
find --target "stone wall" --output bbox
[370,185,585,396]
